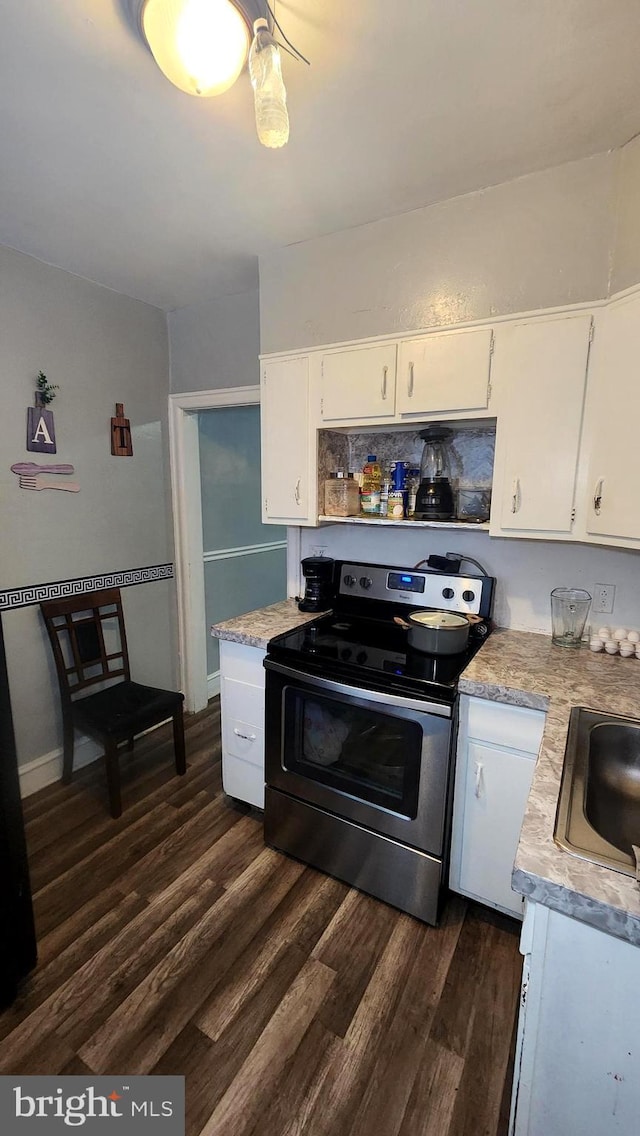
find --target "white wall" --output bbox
[259,153,616,353]
[168,286,260,393]
[0,245,175,769]
[298,525,640,636]
[611,136,640,295]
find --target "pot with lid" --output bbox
[394,609,472,655]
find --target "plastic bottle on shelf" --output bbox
[249,19,290,149]
[406,467,421,517]
[360,455,382,514]
[379,462,391,516]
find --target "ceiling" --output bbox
[1,0,640,311]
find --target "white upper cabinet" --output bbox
[396,327,494,416]
[490,313,593,537]
[320,343,397,421]
[261,356,312,524]
[581,292,640,545]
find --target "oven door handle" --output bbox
[264,659,452,719]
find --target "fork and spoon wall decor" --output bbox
[10,462,80,493]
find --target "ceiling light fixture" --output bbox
[137,0,308,147]
[142,0,249,97]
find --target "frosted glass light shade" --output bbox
[142,0,249,97]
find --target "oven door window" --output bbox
[282,686,422,817]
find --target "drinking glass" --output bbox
[550,588,592,648]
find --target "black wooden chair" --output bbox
[40,587,185,818]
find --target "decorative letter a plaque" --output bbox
[27,394,56,454]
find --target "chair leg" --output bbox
[62,715,75,785]
[173,703,186,776]
[104,740,122,819]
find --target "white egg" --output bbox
[589,639,604,652]
[636,646,640,659]
[627,630,640,644]
[605,641,619,654]
[620,644,635,657]
[613,628,628,641]
[598,627,611,640]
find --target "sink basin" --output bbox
[555,707,640,877]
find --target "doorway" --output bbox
[199,403,286,696]
[169,386,288,713]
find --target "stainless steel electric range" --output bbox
[263,559,495,925]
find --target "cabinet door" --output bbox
[584,293,640,542]
[458,741,535,916]
[491,313,592,535]
[261,356,310,523]
[396,327,493,416]
[321,344,397,420]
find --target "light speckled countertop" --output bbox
[210,599,327,650]
[212,600,640,945]
[459,628,640,945]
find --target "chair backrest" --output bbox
[40,588,131,704]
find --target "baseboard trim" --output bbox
[18,718,175,798]
[208,671,221,699]
[19,734,103,798]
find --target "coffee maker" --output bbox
[298,557,336,612]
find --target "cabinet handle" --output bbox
[408,362,414,398]
[474,761,484,799]
[593,478,604,515]
[511,478,521,514]
[234,728,256,742]
[294,478,301,505]
[381,365,388,400]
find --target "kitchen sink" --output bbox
[555,707,640,877]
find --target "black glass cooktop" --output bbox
[267,613,489,703]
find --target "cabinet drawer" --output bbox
[221,676,264,729]
[223,715,264,768]
[219,641,266,687]
[222,755,265,809]
[467,697,545,755]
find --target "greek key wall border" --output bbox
[0,564,174,611]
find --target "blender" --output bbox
[413,427,455,521]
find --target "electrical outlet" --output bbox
[310,545,328,557]
[593,583,616,614]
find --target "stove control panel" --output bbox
[338,561,494,617]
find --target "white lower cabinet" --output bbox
[450,696,545,917]
[219,640,266,810]
[511,901,640,1135]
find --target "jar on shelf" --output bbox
[324,471,360,517]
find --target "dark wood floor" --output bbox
[1,700,522,1136]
